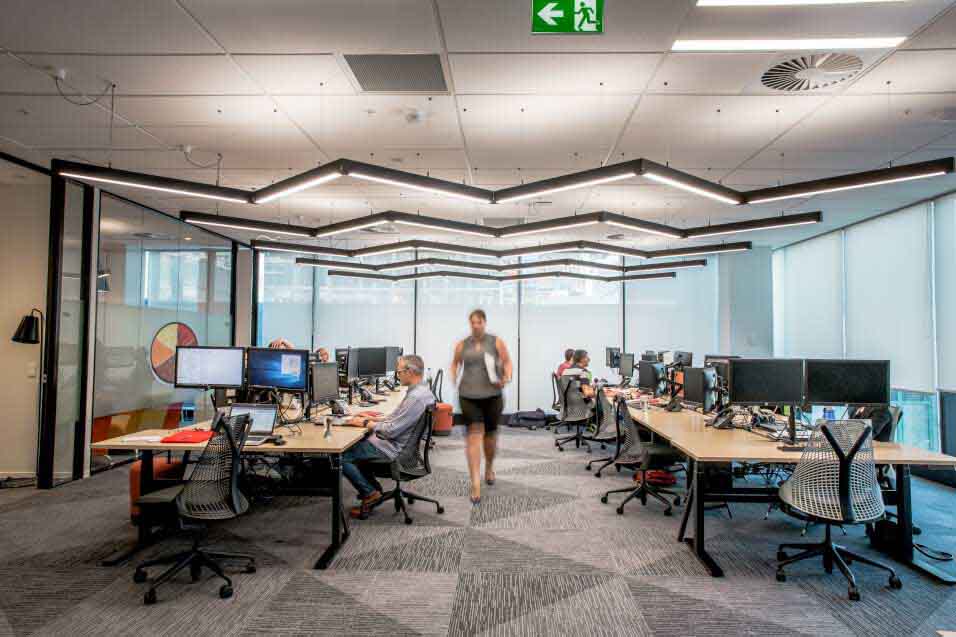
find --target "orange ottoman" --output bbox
[432,403,454,436]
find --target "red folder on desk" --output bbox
[161,430,214,444]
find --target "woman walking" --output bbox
[451,309,513,504]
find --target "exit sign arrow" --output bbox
[537,2,564,26]
[531,0,604,34]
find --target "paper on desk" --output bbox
[121,434,164,443]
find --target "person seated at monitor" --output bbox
[849,404,893,441]
[268,337,294,350]
[561,349,595,399]
[556,348,574,377]
[340,354,435,518]
[316,347,330,363]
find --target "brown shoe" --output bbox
[349,491,383,519]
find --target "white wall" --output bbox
[0,183,49,477]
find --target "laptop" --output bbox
[228,403,279,446]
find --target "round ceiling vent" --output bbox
[761,53,863,92]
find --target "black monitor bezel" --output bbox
[619,352,635,378]
[804,358,891,407]
[310,361,342,403]
[173,345,246,389]
[682,366,717,412]
[245,347,310,391]
[728,358,805,407]
[353,346,388,377]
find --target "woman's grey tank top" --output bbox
[459,333,501,399]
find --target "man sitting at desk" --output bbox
[340,354,434,518]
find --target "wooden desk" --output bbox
[93,386,408,570]
[626,401,956,583]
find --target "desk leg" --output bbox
[100,450,161,567]
[683,460,724,577]
[878,464,956,584]
[315,453,349,569]
[678,459,694,542]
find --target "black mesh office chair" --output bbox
[429,369,444,403]
[600,398,684,516]
[776,420,902,601]
[133,413,256,605]
[555,375,593,452]
[585,387,621,475]
[362,406,445,524]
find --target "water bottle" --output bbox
[823,407,834,421]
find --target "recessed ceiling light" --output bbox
[672,37,906,51]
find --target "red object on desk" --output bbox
[160,430,214,444]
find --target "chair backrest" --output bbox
[593,387,617,437]
[558,374,591,422]
[614,397,649,466]
[176,412,250,521]
[883,406,903,442]
[551,373,560,411]
[784,419,884,524]
[393,406,435,480]
[430,369,444,402]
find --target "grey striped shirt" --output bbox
[367,382,435,459]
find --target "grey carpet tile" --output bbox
[332,527,467,573]
[458,527,616,578]
[240,570,421,636]
[469,494,579,528]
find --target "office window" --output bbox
[519,252,622,411]
[257,251,313,349]
[892,389,940,452]
[625,257,718,367]
[845,203,934,392]
[774,232,844,358]
[313,252,414,355]
[416,252,519,413]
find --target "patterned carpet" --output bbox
[1,427,955,636]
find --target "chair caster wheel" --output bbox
[664,509,672,517]
[673,497,681,506]
[144,589,157,605]
[191,562,202,582]
[133,569,147,584]
[848,588,860,602]
[889,575,902,589]
[245,564,257,574]
[595,472,602,478]
[219,585,233,599]
[601,495,609,504]
[585,464,591,470]
[557,447,564,452]
[777,551,788,561]
[776,571,786,583]
[601,444,606,450]
[437,506,445,514]
[616,466,621,473]
[616,506,624,515]
[407,496,415,504]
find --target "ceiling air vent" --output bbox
[761,53,862,92]
[345,54,448,93]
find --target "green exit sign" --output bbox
[532,0,604,34]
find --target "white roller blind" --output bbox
[934,195,956,391]
[779,232,844,358]
[845,203,934,391]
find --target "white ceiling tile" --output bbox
[180,0,441,53]
[438,0,694,53]
[0,1,219,54]
[903,4,956,49]
[322,148,469,170]
[450,53,662,94]
[0,95,119,129]
[19,55,259,96]
[277,95,463,149]
[145,124,316,153]
[0,125,162,150]
[740,148,892,172]
[846,50,956,94]
[232,55,356,95]
[469,148,610,172]
[650,53,776,94]
[0,55,62,94]
[115,95,282,126]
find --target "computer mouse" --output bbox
[273,435,287,446]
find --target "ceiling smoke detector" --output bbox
[762,53,863,92]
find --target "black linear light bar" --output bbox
[493,160,641,204]
[253,160,345,204]
[683,211,822,239]
[645,241,752,259]
[57,160,253,204]
[502,240,649,259]
[341,159,495,204]
[251,239,353,257]
[744,158,956,204]
[327,269,679,283]
[385,210,498,237]
[625,259,707,272]
[182,211,313,237]
[353,239,500,259]
[296,258,381,273]
[621,272,678,282]
[638,159,744,206]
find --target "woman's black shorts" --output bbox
[459,395,504,432]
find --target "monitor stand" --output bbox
[777,409,804,452]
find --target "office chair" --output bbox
[133,413,257,605]
[554,375,593,452]
[362,406,445,524]
[429,369,444,403]
[600,398,684,516]
[775,420,902,601]
[585,387,622,476]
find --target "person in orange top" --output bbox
[556,348,574,377]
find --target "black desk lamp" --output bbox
[10,309,44,488]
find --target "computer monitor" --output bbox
[174,346,245,389]
[606,347,621,368]
[673,351,693,367]
[246,347,309,391]
[683,367,718,413]
[228,403,278,436]
[353,347,387,377]
[638,360,666,396]
[385,346,404,374]
[729,358,804,406]
[619,353,635,378]
[703,355,735,387]
[311,362,341,403]
[805,359,890,406]
[641,351,657,362]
